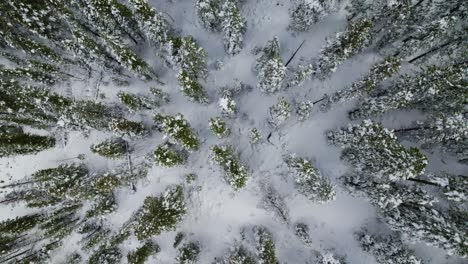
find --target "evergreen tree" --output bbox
[209,117,231,138]
[117,91,162,112]
[317,251,347,264]
[128,0,171,48]
[154,113,200,151]
[0,125,55,157]
[153,143,187,167]
[292,19,373,85]
[294,222,313,247]
[253,226,277,264]
[256,37,286,93]
[221,0,246,55]
[268,97,291,127]
[289,0,341,32]
[356,232,423,264]
[195,0,222,31]
[425,173,468,204]
[285,154,336,203]
[176,241,201,264]
[214,244,256,264]
[127,241,160,264]
[249,128,262,144]
[173,232,186,248]
[320,57,401,112]
[211,145,249,190]
[134,185,186,240]
[350,63,467,119]
[90,137,128,159]
[296,100,314,121]
[328,120,427,181]
[109,118,147,138]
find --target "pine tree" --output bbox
[153,143,187,167]
[356,232,423,264]
[395,112,467,159]
[292,19,373,85]
[128,0,171,48]
[117,91,162,112]
[317,251,347,264]
[296,100,314,121]
[127,241,160,264]
[195,0,223,31]
[320,57,401,112]
[221,0,246,55]
[425,173,467,204]
[169,36,208,79]
[268,97,291,127]
[176,241,201,264]
[209,117,231,138]
[91,137,128,159]
[109,118,148,138]
[350,63,467,119]
[0,125,55,157]
[249,128,262,144]
[214,244,256,264]
[134,185,186,240]
[211,145,249,190]
[253,226,277,264]
[289,0,341,32]
[294,222,313,247]
[328,120,427,181]
[285,154,336,203]
[154,113,200,151]
[256,37,286,93]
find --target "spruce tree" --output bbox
[253,226,277,264]
[221,0,246,55]
[328,120,427,181]
[134,185,186,240]
[285,154,336,203]
[176,241,201,264]
[356,232,424,264]
[195,0,222,31]
[90,137,128,159]
[211,145,249,190]
[292,19,373,85]
[0,125,55,157]
[153,143,187,167]
[209,117,231,138]
[154,113,200,151]
[256,37,286,94]
[127,241,160,264]
[268,97,291,127]
[289,0,341,32]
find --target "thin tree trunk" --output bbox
[408,178,439,186]
[0,180,36,189]
[285,40,306,67]
[394,126,430,133]
[408,38,460,63]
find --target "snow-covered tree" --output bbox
[195,0,223,31]
[214,243,256,264]
[269,97,291,127]
[219,90,237,117]
[0,125,55,157]
[350,63,467,119]
[127,241,160,264]
[317,251,347,264]
[91,137,128,159]
[128,0,171,48]
[154,143,187,167]
[209,117,231,138]
[169,36,208,79]
[328,120,427,181]
[356,232,423,264]
[154,113,200,151]
[424,173,468,204]
[211,145,249,190]
[320,57,401,112]
[221,0,246,55]
[289,0,341,32]
[134,185,186,240]
[249,128,262,144]
[176,241,201,264]
[253,226,277,264]
[109,118,148,138]
[295,222,313,247]
[292,19,373,85]
[117,91,162,112]
[395,112,467,159]
[296,100,314,121]
[256,37,286,93]
[285,154,336,203]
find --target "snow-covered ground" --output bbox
[1,0,466,263]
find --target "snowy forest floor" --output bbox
[0,0,465,263]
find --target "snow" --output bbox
[0,0,466,264]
